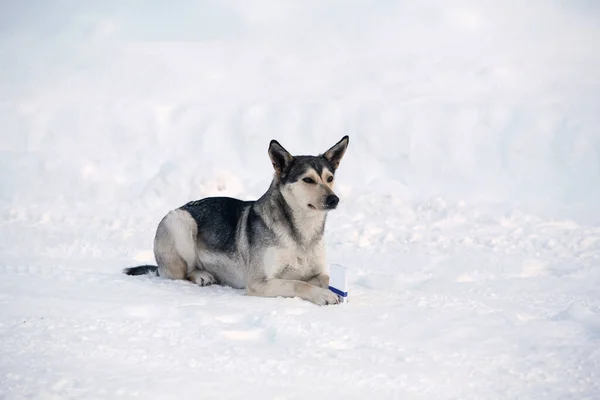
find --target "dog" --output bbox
[123,135,349,305]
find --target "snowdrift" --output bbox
[1,0,599,221]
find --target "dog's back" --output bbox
[181,197,251,255]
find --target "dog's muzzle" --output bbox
[324,194,340,210]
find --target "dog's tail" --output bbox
[123,265,159,276]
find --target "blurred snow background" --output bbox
[1,0,599,219]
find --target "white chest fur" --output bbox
[263,241,326,281]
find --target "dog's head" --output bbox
[268,136,349,212]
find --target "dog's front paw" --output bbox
[309,287,340,306]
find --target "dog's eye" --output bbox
[303,177,316,184]
[327,176,334,183]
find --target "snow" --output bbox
[1,0,600,399]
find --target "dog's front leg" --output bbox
[247,279,339,305]
[306,273,330,289]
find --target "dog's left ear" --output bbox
[268,140,294,174]
[323,135,349,170]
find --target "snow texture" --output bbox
[1,1,600,399]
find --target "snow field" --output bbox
[1,0,600,398]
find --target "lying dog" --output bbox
[124,136,349,305]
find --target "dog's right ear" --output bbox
[323,135,349,170]
[268,140,293,174]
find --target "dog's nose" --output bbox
[325,194,339,209]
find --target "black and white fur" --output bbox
[124,136,349,305]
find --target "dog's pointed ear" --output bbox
[268,140,294,174]
[323,135,349,170]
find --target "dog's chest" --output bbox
[264,243,324,280]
